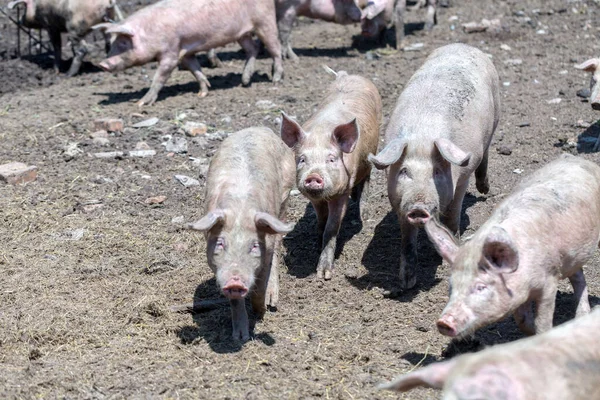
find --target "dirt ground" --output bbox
[2,0,600,398]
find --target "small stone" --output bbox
[90,130,109,139]
[189,156,203,167]
[504,58,523,66]
[513,168,523,174]
[145,195,167,205]
[93,137,110,146]
[174,175,200,187]
[503,81,511,87]
[577,88,591,99]
[131,117,159,128]
[576,120,591,128]
[220,116,232,126]
[57,228,85,241]
[517,122,531,127]
[82,203,104,213]
[128,150,156,158]
[403,43,424,52]
[92,175,113,184]
[163,137,188,153]
[171,215,185,224]
[255,100,278,110]
[63,142,83,161]
[536,29,547,35]
[93,151,124,159]
[172,243,188,252]
[183,121,208,137]
[547,98,562,104]
[500,44,511,51]
[0,162,38,184]
[94,118,124,133]
[448,15,459,21]
[135,141,151,150]
[290,189,301,196]
[496,145,513,155]
[558,70,568,75]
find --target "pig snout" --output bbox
[592,100,600,111]
[406,204,434,225]
[348,6,362,22]
[437,315,458,337]
[222,275,249,299]
[304,173,325,192]
[98,60,111,72]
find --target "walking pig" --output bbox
[426,154,600,338]
[381,307,600,400]
[280,69,382,280]
[187,128,295,341]
[94,0,284,106]
[368,43,500,290]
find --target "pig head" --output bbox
[576,58,600,110]
[93,23,140,71]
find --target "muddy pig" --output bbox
[426,154,600,338]
[94,0,283,106]
[368,43,500,289]
[381,307,600,400]
[277,0,362,61]
[575,58,600,110]
[8,0,122,76]
[280,69,382,280]
[187,127,295,341]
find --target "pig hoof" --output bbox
[324,269,332,280]
[399,275,417,290]
[316,269,324,279]
[266,289,279,308]
[232,329,250,342]
[198,91,209,98]
[476,178,490,195]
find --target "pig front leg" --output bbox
[265,236,281,308]
[514,301,535,335]
[569,269,591,318]
[229,298,250,341]
[533,279,558,334]
[180,55,211,98]
[137,55,178,107]
[425,0,437,31]
[48,29,62,74]
[394,0,407,49]
[475,148,490,194]
[277,6,299,62]
[442,178,469,234]
[255,22,284,82]
[238,34,258,86]
[66,34,88,77]
[316,195,348,280]
[399,218,418,289]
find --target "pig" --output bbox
[93,0,284,106]
[187,127,295,341]
[380,307,600,400]
[575,58,600,110]
[7,0,121,76]
[426,154,600,338]
[280,69,382,280]
[368,43,500,290]
[277,0,362,61]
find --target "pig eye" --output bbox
[250,241,261,256]
[399,167,410,178]
[434,167,443,177]
[475,282,487,293]
[214,237,225,253]
[298,155,306,165]
[327,154,337,163]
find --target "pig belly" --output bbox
[179,22,255,55]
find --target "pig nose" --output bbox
[222,276,249,299]
[592,101,600,111]
[406,205,431,225]
[437,316,458,337]
[304,173,324,191]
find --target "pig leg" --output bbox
[230,298,250,341]
[399,218,418,289]
[569,269,591,317]
[514,301,535,335]
[394,0,407,49]
[425,0,437,31]
[266,237,281,308]
[533,280,558,334]
[238,34,258,87]
[207,49,223,68]
[351,176,370,222]
[442,179,469,234]
[66,35,88,77]
[137,55,178,107]
[255,22,284,82]
[317,195,348,280]
[277,6,299,62]
[48,29,62,74]
[180,55,211,98]
[313,200,329,244]
[475,149,490,194]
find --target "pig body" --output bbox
[381,307,600,400]
[280,70,382,279]
[188,128,295,341]
[8,0,120,76]
[96,0,283,106]
[426,154,600,338]
[369,43,500,289]
[277,0,362,61]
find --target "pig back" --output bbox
[204,127,295,218]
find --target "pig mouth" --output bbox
[406,209,431,226]
[222,286,249,299]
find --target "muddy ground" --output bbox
[2,0,600,398]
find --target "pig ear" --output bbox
[280,112,306,149]
[378,359,457,392]
[106,24,135,37]
[362,0,387,19]
[332,119,360,153]
[575,58,600,73]
[7,0,26,9]
[187,210,225,232]
[434,138,471,167]
[255,212,295,235]
[424,218,459,264]
[92,22,113,31]
[368,138,407,170]
[482,226,519,274]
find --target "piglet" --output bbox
[368,43,500,289]
[381,307,600,400]
[280,69,382,280]
[94,0,283,106]
[188,127,295,341]
[426,154,600,338]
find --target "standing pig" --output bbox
[426,154,600,338]
[380,307,600,400]
[7,0,121,76]
[280,69,382,280]
[94,0,284,106]
[277,0,362,61]
[187,128,295,341]
[368,43,500,289]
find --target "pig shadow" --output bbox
[289,47,357,59]
[401,351,440,368]
[18,53,103,75]
[174,277,276,354]
[575,123,600,154]
[283,198,364,279]
[97,71,271,105]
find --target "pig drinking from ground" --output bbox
[94,0,283,106]
[368,43,500,289]
[280,69,382,280]
[277,0,362,61]
[426,154,600,338]
[575,58,600,110]
[381,307,600,400]
[8,0,121,76]
[187,128,295,341]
